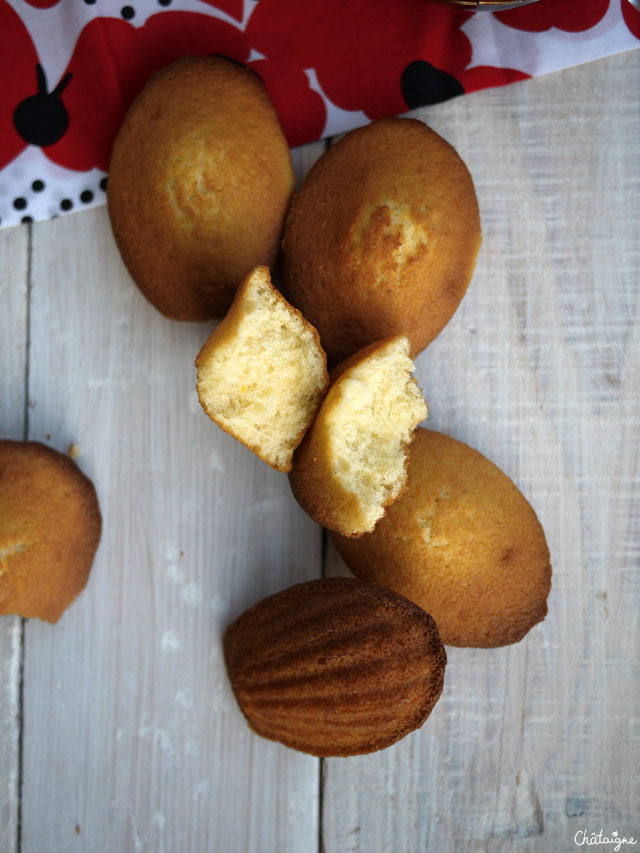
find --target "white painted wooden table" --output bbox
[1,50,638,853]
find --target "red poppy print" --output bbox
[246,0,465,119]
[621,0,640,38]
[250,59,326,147]
[246,0,527,124]
[457,65,530,96]
[495,0,609,32]
[21,0,62,8]
[0,1,40,169]
[196,0,244,24]
[43,13,249,172]
[0,0,636,220]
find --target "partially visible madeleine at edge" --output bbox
[0,440,102,623]
[196,266,329,472]
[224,577,447,757]
[288,335,427,536]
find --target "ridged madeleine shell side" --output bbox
[223,577,446,756]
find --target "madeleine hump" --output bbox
[108,56,295,321]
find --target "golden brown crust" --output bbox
[289,419,367,535]
[283,117,481,364]
[332,429,551,648]
[223,577,446,756]
[195,266,329,472]
[0,441,102,623]
[108,57,295,321]
[195,267,271,364]
[288,337,417,536]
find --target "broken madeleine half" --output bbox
[288,334,427,536]
[196,266,329,472]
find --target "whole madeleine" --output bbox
[108,56,295,321]
[332,429,551,648]
[224,577,446,756]
[283,118,481,364]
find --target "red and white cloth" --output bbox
[0,0,638,229]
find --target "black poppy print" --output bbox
[13,64,72,147]
[401,61,464,110]
[38,13,250,173]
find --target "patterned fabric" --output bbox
[0,0,638,228]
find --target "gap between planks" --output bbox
[15,221,33,853]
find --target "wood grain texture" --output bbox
[1,50,638,853]
[0,223,28,853]
[18,207,320,853]
[323,51,640,852]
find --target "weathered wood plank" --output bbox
[0,223,29,853]
[7,50,638,853]
[323,51,640,853]
[0,225,29,437]
[19,204,322,852]
[0,226,29,853]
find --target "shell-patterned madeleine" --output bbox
[223,577,446,756]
